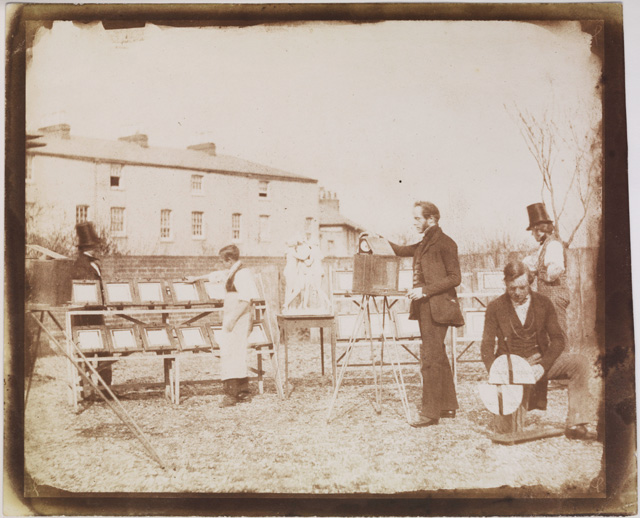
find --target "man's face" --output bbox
[531,226,545,244]
[413,206,433,234]
[506,273,531,304]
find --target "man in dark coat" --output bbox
[388,201,464,427]
[71,222,113,392]
[481,260,593,439]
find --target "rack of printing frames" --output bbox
[65,277,284,407]
[26,258,284,469]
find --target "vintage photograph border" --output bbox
[5,2,634,516]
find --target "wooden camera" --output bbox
[352,235,402,296]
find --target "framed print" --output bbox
[108,326,143,353]
[103,280,138,306]
[140,325,178,352]
[72,326,111,354]
[175,325,212,352]
[135,280,170,305]
[71,280,102,306]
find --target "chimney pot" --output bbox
[187,142,217,156]
[118,133,149,148]
[37,123,71,139]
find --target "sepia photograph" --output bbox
[5,2,636,516]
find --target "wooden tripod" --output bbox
[326,294,411,423]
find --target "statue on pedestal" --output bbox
[283,236,331,315]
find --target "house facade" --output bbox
[318,189,364,257]
[26,125,319,256]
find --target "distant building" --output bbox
[318,189,364,257]
[26,124,319,256]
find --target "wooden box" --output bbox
[26,259,74,306]
[352,253,402,295]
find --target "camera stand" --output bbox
[326,294,411,423]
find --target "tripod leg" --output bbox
[25,311,46,406]
[365,299,381,414]
[385,299,412,422]
[326,297,368,422]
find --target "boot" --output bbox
[236,377,252,403]
[220,379,237,408]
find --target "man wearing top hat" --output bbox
[522,203,570,339]
[72,222,113,392]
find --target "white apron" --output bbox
[218,290,252,380]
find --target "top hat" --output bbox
[75,222,101,249]
[526,203,553,230]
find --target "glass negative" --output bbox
[111,329,138,351]
[138,282,164,303]
[172,282,199,302]
[145,328,173,347]
[76,329,105,351]
[72,282,100,304]
[105,282,133,303]
[181,327,207,348]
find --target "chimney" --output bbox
[320,189,340,213]
[38,123,71,139]
[118,133,149,148]
[187,142,217,156]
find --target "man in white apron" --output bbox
[215,245,260,407]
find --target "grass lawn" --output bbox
[24,338,603,496]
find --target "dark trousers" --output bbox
[546,352,591,427]
[417,304,458,419]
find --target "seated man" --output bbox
[480,260,594,440]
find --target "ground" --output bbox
[23,338,603,496]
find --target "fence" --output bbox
[31,248,599,353]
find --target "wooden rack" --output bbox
[65,301,283,408]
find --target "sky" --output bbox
[26,17,603,251]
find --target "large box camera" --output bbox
[352,236,402,296]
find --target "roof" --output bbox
[28,135,317,183]
[319,205,365,230]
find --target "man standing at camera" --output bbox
[386,201,465,427]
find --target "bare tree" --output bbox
[507,104,602,247]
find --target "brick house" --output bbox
[318,189,364,257]
[26,124,319,256]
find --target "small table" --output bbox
[277,314,337,397]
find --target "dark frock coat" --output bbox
[390,226,464,327]
[480,291,565,409]
[389,226,464,418]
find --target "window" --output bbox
[110,163,123,189]
[76,205,89,224]
[327,240,335,255]
[232,213,242,241]
[110,207,125,235]
[259,215,270,242]
[192,211,204,238]
[160,209,172,240]
[191,174,203,194]
[258,180,269,198]
[305,217,314,240]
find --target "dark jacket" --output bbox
[71,252,105,324]
[480,291,565,373]
[390,226,464,327]
[481,291,565,410]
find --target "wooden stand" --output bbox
[490,387,565,445]
[66,304,283,408]
[277,314,337,397]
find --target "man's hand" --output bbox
[526,352,542,366]
[531,364,545,382]
[407,287,425,301]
